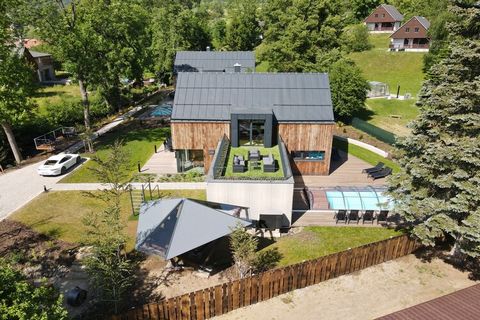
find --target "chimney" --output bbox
[206,46,211,51]
[234,63,241,73]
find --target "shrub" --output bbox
[253,248,282,273]
[340,24,372,53]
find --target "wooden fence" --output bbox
[112,234,420,320]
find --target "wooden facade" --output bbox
[171,121,230,172]
[364,5,401,24]
[391,16,429,39]
[278,123,335,175]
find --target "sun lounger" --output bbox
[347,210,360,224]
[362,162,384,174]
[362,210,375,224]
[376,210,389,224]
[335,210,347,224]
[369,167,392,180]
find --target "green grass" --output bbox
[60,124,170,183]
[267,226,402,266]
[32,84,101,115]
[10,190,206,250]
[333,137,400,173]
[224,146,284,179]
[359,99,419,136]
[349,34,426,97]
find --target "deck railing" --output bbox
[390,43,429,49]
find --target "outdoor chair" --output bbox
[263,153,276,172]
[347,210,360,224]
[362,210,375,224]
[362,162,384,174]
[232,155,246,173]
[335,210,347,224]
[369,167,392,180]
[376,210,389,224]
[248,148,261,161]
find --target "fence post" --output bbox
[129,185,135,216]
[148,180,152,200]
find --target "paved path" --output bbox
[0,105,145,220]
[52,182,206,191]
[141,145,177,174]
[0,162,65,220]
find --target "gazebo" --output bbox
[135,198,251,260]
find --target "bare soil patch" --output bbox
[213,254,478,320]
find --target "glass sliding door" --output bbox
[238,120,265,146]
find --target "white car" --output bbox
[37,153,82,176]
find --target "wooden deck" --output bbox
[294,151,389,187]
[141,146,178,174]
[292,210,400,227]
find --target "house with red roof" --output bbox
[390,16,431,52]
[364,4,404,33]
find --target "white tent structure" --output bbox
[136,198,251,260]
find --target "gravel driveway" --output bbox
[0,162,65,220]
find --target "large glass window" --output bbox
[239,120,264,146]
[176,149,204,172]
[292,151,325,161]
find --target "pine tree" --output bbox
[388,0,480,258]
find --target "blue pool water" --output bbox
[151,104,172,117]
[325,188,393,210]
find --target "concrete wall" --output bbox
[207,179,294,226]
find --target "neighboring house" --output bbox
[22,48,56,82]
[171,72,335,176]
[390,16,430,52]
[174,50,256,73]
[364,4,404,32]
[22,38,43,49]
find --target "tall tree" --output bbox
[26,0,150,150]
[0,0,36,164]
[82,140,135,313]
[388,0,480,258]
[351,0,381,21]
[260,0,346,72]
[225,0,261,51]
[151,1,210,82]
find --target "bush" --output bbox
[340,24,372,53]
[0,260,68,319]
[45,100,111,127]
[253,248,282,273]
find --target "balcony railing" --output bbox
[390,43,430,49]
[374,26,394,31]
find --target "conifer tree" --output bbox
[388,0,480,258]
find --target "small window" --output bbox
[375,14,378,18]
[292,151,325,161]
[414,27,419,32]
[382,14,385,18]
[406,27,410,32]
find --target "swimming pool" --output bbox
[151,104,173,117]
[325,187,393,210]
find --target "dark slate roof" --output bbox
[174,51,255,73]
[135,198,251,260]
[415,16,431,29]
[172,73,334,122]
[381,4,404,21]
[377,284,480,320]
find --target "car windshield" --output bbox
[44,160,58,165]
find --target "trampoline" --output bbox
[325,187,393,211]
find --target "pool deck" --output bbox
[294,151,388,188]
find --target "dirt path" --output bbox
[214,255,477,320]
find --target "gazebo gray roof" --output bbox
[135,198,251,260]
[172,72,334,122]
[174,51,255,73]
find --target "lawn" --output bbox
[224,146,284,179]
[349,34,426,97]
[60,123,170,183]
[267,226,402,266]
[33,84,100,115]
[333,137,400,173]
[360,99,419,136]
[10,190,207,251]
